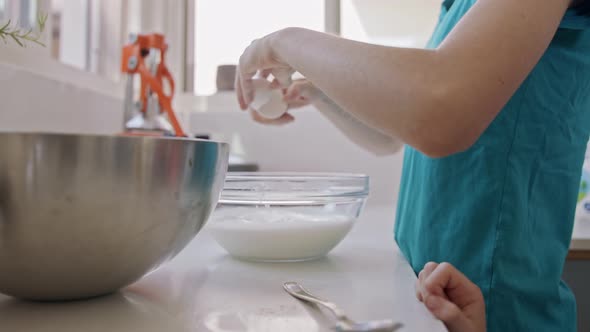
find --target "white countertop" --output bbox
[0,206,446,332]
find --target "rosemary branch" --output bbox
[0,12,47,47]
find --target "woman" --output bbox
[235,1,590,331]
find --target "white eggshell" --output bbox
[250,78,288,120]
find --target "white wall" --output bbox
[341,0,440,47]
[0,47,123,135]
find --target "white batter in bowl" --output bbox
[208,173,369,262]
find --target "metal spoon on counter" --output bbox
[283,282,403,332]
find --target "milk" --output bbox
[209,209,355,262]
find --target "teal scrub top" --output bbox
[395,1,590,331]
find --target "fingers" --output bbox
[239,71,255,106]
[260,68,272,79]
[236,40,259,109]
[235,70,248,110]
[423,262,458,293]
[238,45,259,106]
[282,80,317,109]
[284,82,302,101]
[284,85,308,109]
[272,67,294,88]
[424,295,472,332]
[235,35,294,111]
[269,78,282,90]
[418,262,486,332]
[416,262,439,302]
[415,279,423,302]
[423,262,483,309]
[418,262,443,302]
[238,38,282,106]
[421,262,439,280]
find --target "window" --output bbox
[193,0,326,96]
[0,0,38,28]
[52,0,90,70]
[0,0,6,21]
[340,0,440,47]
[47,0,187,84]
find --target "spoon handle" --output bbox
[283,281,348,321]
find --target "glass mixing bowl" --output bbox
[209,172,369,262]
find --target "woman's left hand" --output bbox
[416,262,486,332]
[235,31,294,111]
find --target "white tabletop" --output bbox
[0,206,446,332]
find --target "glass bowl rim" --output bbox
[219,172,370,203]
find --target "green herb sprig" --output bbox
[0,12,47,47]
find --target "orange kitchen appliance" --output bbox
[121,33,186,137]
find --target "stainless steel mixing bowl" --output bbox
[0,133,229,300]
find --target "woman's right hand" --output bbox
[250,78,403,155]
[235,30,295,110]
[249,79,321,126]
